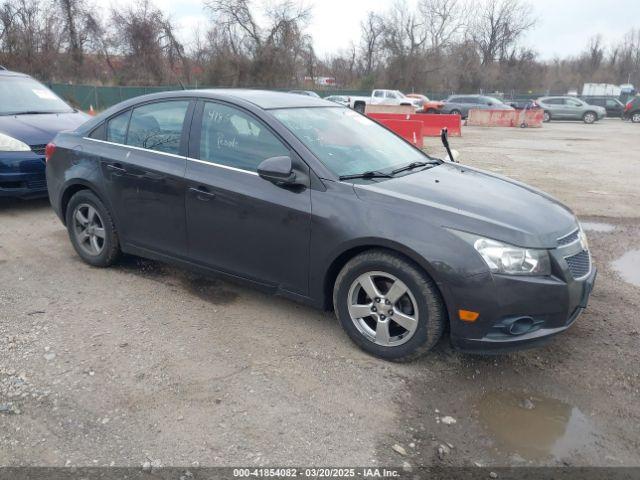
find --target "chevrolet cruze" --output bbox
[46,90,596,360]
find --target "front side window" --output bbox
[272,107,431,178]
[126,101,189,154]
[0,76,73,115]
[199,102,289,172]
[106,110,130,144]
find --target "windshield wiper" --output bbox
[339,170,394,181]
[390,161,438,175]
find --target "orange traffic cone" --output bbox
[88,105,96,116]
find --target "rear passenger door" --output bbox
[95,99,194,257]
[184,100,312,295]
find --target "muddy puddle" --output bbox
[478,391,596,462]
[581,222,615,233]
[611,250,640,287]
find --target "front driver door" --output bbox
[184,100,312,295]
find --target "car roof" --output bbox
[78,89,340,134]
[118,89,333,110]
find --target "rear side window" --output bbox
[373,91,384,98]
[106,110,131,144]
[544,98,562,105]
[127,101,190,154]
[199,102,289,172]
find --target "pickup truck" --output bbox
[349,89,422,113]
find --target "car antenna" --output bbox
[440,128,456,162]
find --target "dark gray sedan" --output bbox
[45,90,595,360]
[440,94,514,119]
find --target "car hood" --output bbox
[0,111,89,146]
[353,163,578,248]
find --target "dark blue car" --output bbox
[0,68,88,198]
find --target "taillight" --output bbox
[45,142,56,162]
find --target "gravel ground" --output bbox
[1,119,639,468]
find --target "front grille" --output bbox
[558,229,579,246]
[30,144,47,156]
[26,178,47,190]
[565,250,591,279]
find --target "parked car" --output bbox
[508,99,541,110]
[581,96,625,117]
[404,93,445,113]
[440,95,514,119]
[537,96,606,124]
[46,90,595,360]
[324,95,350,107]
[349,89,422,113]
[623,96,640,123]
[0,67,89,198]
[289,90,320,98]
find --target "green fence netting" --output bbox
[48,84,551,112]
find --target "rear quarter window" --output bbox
[106,110,131,144]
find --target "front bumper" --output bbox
[447,241,597,354]
[0,152,48,198]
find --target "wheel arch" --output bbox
[59,180,107,226]
[321,240,447,312]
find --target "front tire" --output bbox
[450,109,462,117]
[631,112,640,123]
[583,111,597,124]
[543,111,551,122]
[65,190,120,267]
[333,250,445,361]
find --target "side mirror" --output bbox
[258,155,297,185]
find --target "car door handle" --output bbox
[189,186,216,201]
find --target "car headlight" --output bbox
[0,132,30,152]
[453,231,551,275]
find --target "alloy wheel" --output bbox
[72,203,106,256]
[347,271,419,347]
[632,113,640,123]
[584,113,596,124]
[543,111,550,122]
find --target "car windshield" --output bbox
[272,107,433,178]
[0,76,74,115]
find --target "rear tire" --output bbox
[333,250,445,361]
[583,111,597,124]
[354,102,365,114]
[450,109,462,117]
[632,112,640,123]
[426,108,437,114]
[65,190,120,267]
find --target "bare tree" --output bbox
[418,0,468,50]
[469,0,536,65]
[359,12,384,75]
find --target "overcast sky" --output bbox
[118,0,640,60]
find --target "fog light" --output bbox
[508,317,535,335]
